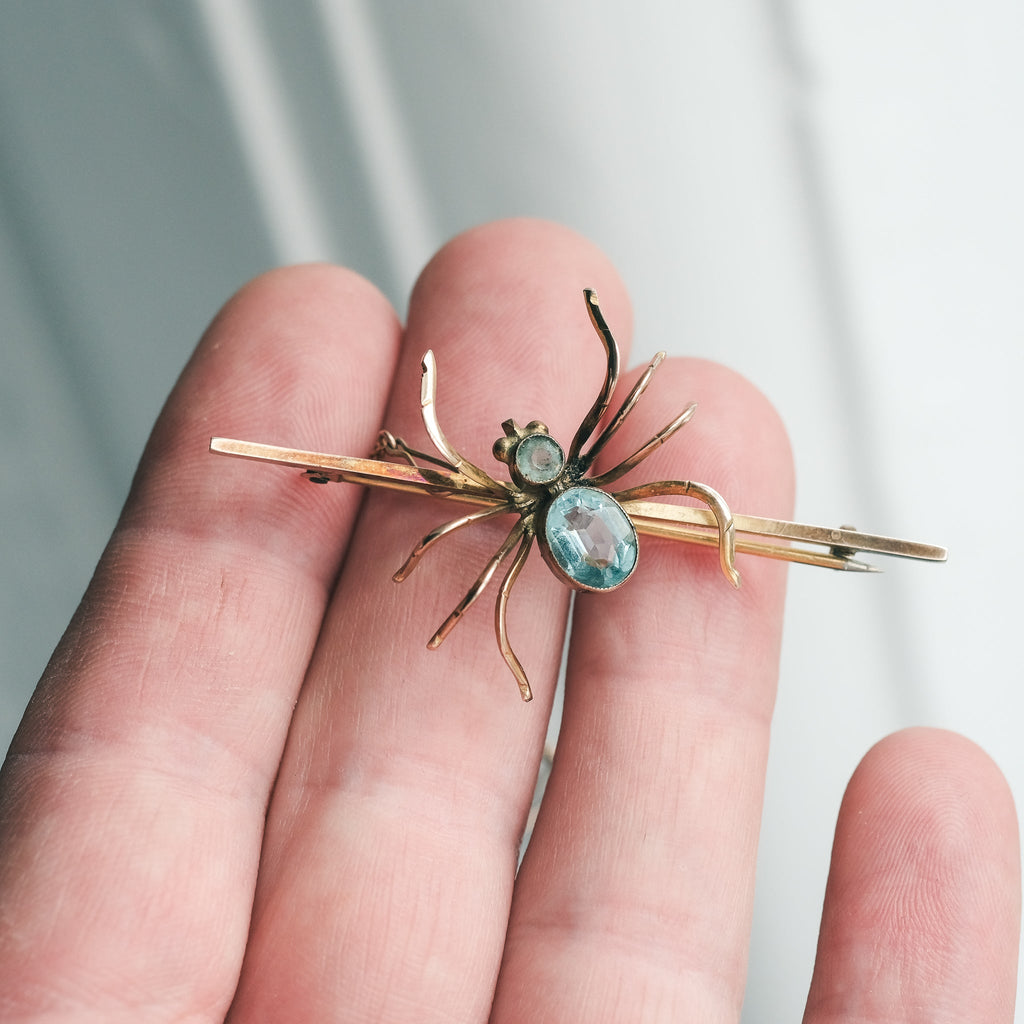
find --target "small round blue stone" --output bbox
[515,433,564,485]
[543,486,638,591]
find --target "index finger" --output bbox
[0,265,400,1020]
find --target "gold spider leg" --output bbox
[427,517,530,649]
[393,502,515,582]
[576,349,667,472]
[419,351,511,495]
[615,480,740,588]
[374,430,457,471]
[495,531,536,702]
[587,402,699,489]
[564,290,621,465]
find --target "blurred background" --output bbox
[1,2,1021,1018]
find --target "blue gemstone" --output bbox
[515,433,564,485]
[542,487,638,591]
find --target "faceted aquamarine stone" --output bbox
[542,486,638,591]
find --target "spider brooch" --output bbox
[210,289,946,703]
[374,290,738,700]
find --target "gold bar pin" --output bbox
[211,290,945,700]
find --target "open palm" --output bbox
[0,220,1017,1022]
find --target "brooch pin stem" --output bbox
[210,290,946,699]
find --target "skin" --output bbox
[0,219,1018,1023]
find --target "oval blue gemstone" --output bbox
[542,486,638,591]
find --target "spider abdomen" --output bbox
[538,486,638,592]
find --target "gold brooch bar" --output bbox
[210,437,945,574]
[211,290,945,700]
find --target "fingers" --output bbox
[804,728,1020,1024]
[491,358,795,1022]
[0,266,401,1020]
[227,221,634,1022]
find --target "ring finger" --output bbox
[492,356,794,1022]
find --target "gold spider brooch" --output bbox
[211,290,945,701]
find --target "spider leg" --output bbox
[565,290,621,465]
[427,518,528,648]
[419,351,510,494]
[393,503,514,582]
[587,402,698,489]
[614,479,740,588]
[577,350,667,474]
[494,529,536,701]
[374,430,458,471]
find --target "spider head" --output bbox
[493,419,566,490]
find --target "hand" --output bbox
[0,220,1017,1022]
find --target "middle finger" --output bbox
[228,220,633,1022]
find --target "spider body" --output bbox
[539,485,638,591]
[491,421,639,593]
[383,289,739,701]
